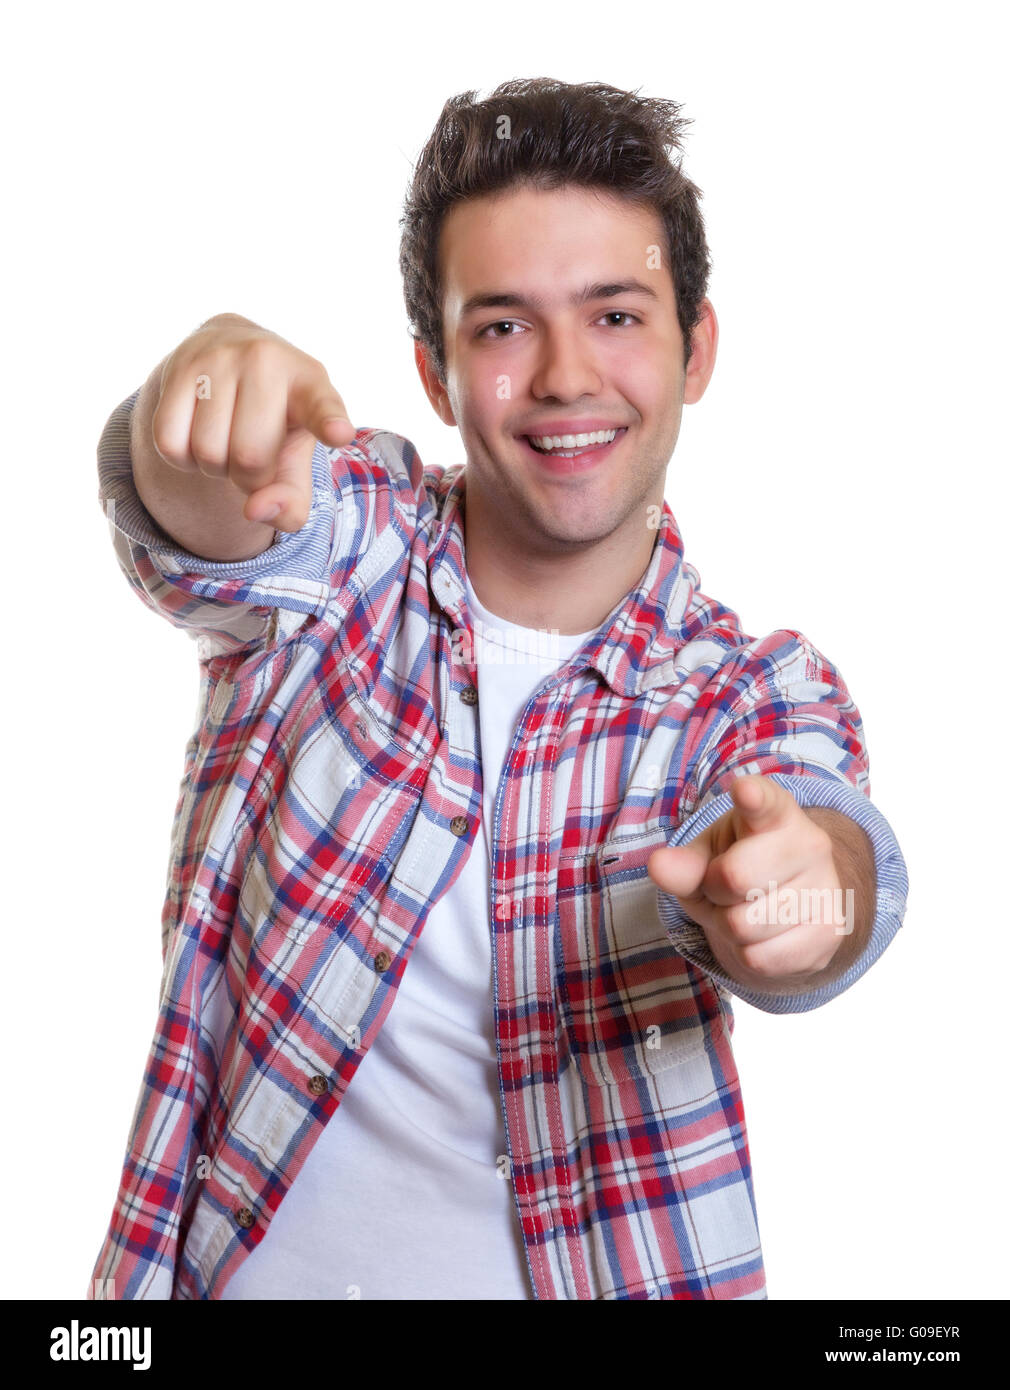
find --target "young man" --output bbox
[88,78,907,1301]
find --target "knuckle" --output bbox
[739,940,779,978]
[229,446,270,476]
[190,443,227,473]
[720,859,749,899]
[151,426,185,468]
[724,901,753,940]
[170,342,209,378]
[241,337,285,374]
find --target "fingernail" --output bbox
[258,503,281,522]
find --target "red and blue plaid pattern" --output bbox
[88,389,907,1300]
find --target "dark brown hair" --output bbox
[398,77,713,383]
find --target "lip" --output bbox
[517,425,629,476]
[520,418,628,438]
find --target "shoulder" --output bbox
[326,427,463,532]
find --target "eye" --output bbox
[598,311,640,327]
[477,320,521,339]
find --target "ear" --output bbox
[683,297,718,406]
[414,340,457,427]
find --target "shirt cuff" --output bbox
[656,772,908,1014]
[98,387,339,588]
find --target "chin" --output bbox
[527,511,623,550]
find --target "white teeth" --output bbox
[528,428,618,452]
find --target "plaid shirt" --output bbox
[88,388,907,1301]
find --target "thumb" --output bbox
[289,371,355,449]
[648,835,713,904]
[313,413,356,448]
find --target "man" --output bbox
[88,77,907,1301]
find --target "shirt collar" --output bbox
[427,466,702,698]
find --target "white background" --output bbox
[2,0,1006,1301]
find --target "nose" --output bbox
[530,321,603,401]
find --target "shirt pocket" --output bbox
[554,832,727,1086]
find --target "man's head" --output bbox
[398,78,717,561]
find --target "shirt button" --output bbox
[235,1207,255,1229]
[373,949,392,972]
[307,1074,329,1096]
[460,685,478,706]
[450,815,469,836]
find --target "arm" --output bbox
[650,630,908,1013]
[650,780,879,1000]
[99,313,355,660]
[129,311,353,558]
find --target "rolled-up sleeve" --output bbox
[657,630,909,1013]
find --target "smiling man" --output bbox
[430,184,683,621]
[89,78,908,1301]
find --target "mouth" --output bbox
[518,426,628,475]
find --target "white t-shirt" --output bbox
[220,577,594,1300]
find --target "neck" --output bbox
[463,494,660,635]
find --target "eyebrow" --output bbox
[459,279,660,318]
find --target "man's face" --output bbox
[422,183,713,555]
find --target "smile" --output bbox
[528,428,617,456]
[519,427,628,473]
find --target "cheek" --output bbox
[608,351,672,417]
[455,357,517,424]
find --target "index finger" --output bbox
[730,774,794,839]
[288,369,355,448]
